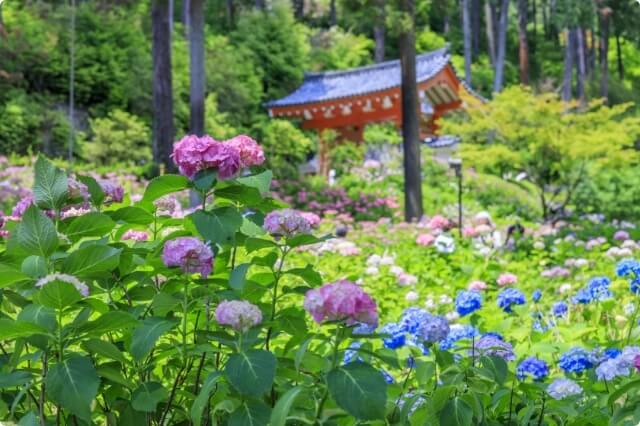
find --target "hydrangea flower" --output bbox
[440,324,479,351]
[497,273,518,287]
[397,272,417,287]
[471,335,515,361]
[497,288,526,312]
[11,195,33,218]
[122,230,149,242]
[98,179,124,203]
[587,277,613,301]
[434,235,455,254]
[595,358,630,381]
[455,291,482,316]
[67,176,90,202]
[547,378,582,400]
[552,301,568,318]
[559,347,594,373]
[516,357,549,381]
[299,212,321,228]
[616,259,640,278]
[380,322,406,349]
[215,300,262,332]
[263,209,312,238]
[36,273,89,297]
[303,280,378,326]
[343,342,363,364]
[416,233,435,246]
[532,289,542,303]
[614,230,630,241]
[427,215,449,231]
[415,313,450,343]
[172,134,241,179]
[154,196,182,217]
[541,267,571,279]
[162,237,213,278]
[223,134,265,168]
[468,280,487,291]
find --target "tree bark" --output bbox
[226,0,235,27]
[541,0,548,38]
[575,27,586,103]
[329,0,337,26]
[152,0,176,171]
[462,0,473,84]
[471,0,481,58]
[189,0,205,137]
[182,0,190,33]
[485,0,497,65]
[615,31,624,81]
[517,0,529,85]
[399,0,423,221]
[562,28,574,101]
[493,0,509,93]
[374,0,385,63]
[293,0,304,19]
[599,8,610,101]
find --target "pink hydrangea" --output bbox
[172,134,241,180]
[122,230,149,242]
[215,300,263,332]
[98,179,124,203]
[416,233,435,246]
[11,195,33,218]
[462,226,478,238]
[428,215,450,231]
[263,209,312,238]
[468,280,488,291]
[60,207,91,219]
[614,230,631,241]
[635,354,640,372]
[224,135,265,168]
[299,211,321,228]
[154,196,182,217]
[397,272,417,287]
[303,280,378,326]
[497,273,518,287]
[162,237,213,278]
[541,267,571,279]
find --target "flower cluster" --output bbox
[440,324,479,351]
[172,134,247,179]
[572,276,612,304]
[98,179,124,203]
[616,259,640,294]
[558,347,594,373]
[455,291,482,316]
[471,335,515,361]
[552,301,568,318]
[303,280,378,326]
[516,357,549,381]
[547,378,582,400]
[122,230,149,242]
[541,267,571,279]
[263,209,312,238]
[497,288,526,312]
[497,273,518,287]
[161,237,213,278]
[594,346,640,381]
[215,300,263,332]
[224,134,265,168]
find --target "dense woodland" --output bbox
[1,0,640,171]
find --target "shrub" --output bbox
[260,119,314,179]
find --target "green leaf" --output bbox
[608,379,640,407]
[228,400,271,426]
[37,280,83,310]
[16,206,58,257]
[17,411,39,426]
[439,397,473,426]
[480,356,508,385]
[109,206,154,225]
[17,304,56,332]
[65,212,115,242]
[216,185,262,205]
[285,234,331,249]
[129,317,178,362]
[81,339,127,364]
[285,265,322,286]
[236,170,273,195]
[0,371,32,388]
[270,386,304,426]
[62,245,121,278]
[326,362,387,420]
[193,169,217,192]
[33,155,68,210]
[192,207,242,246]
[229,263,250,292]
[0,263,29,288]
[141,174,189,206]
[244,237,277,253]
[77,175,105,206]
[240,214,265,237]
[225,349,276,397]
[191,372,223,426]
[45,356,99,421]
[0,319,49,340]
[21,256,47,278]
[131,381,168,412]
[78,311,138,336]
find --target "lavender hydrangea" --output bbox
[455,291,482,316]
[547,378,582,400]
[215,300,262,332]
[559,347,594,373]
[440,324,479,351]
[471,335,515,361]
[263,209,312,239]
[516,357,549,381]
[595,358,630,381]
[161,237,214,278]
[497,288,526,312]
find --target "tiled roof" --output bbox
[424,135,460,148]
[267,47,451,108]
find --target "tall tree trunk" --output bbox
[374,0,385,63]
[493,0,509,93]
[399,0,423,221]
[182,0,190,33]
[485,0,497,65]
[68,0,76,163]
[168,0,174,33]
[589,27,596,77]
[226,0,235,27]
[542,0,548,39]
[471,0,481,58]
[0,3,5,38]
[443,9,450,35]
[615,31,624,81]
[189,0,205,137]
[599,8,611,101]
[562,28,574,101]
[575,27,586,103]
[255,0,265,10]
[517,0,530,85]
[152,0,176,171]
[329,0,337,26]
[549,0,557,42]
[462,0,473,84]
[293,0,304,19]
[531,0,536,38]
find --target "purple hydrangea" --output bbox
[263,209,312,239]
[455,290,482,316]
[595,358,630,381]
[214,300,262,332]
[497,288,526,312]
[161,237,213,278]
[98,179,124,203]
[516,357,549,381]
[471,335,515,361]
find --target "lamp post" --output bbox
[448,158,463,236]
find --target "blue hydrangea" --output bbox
[399,307,431,334]
[381,369,394,384]
[516,357,549,381]
[352,322,377,335]
[588,277,612,300]
[380,322,406,349]
[440,324,479,351]
[559,347,594,373]
[571,287,593,304]
[497,288,526,312]
[416,314,450,343]
[455,291,482,316]
[552,301,568,317]
[482,332,504,341]
[532,289,542,303]
[471,335,515,361]
[343,342,362,364]
[547,378,582,400]
[604,348,622,360]
[595,358,630,381]
[616,259,640,278]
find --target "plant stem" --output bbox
[39,353,48,426]
[391,364,414,421]
[265,246,289,351]
[315,327,342,423]
[508,378,515,425]
[626,294,640,344]
[537,395,546,426]
[182,284,189,365]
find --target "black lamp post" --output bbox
[448,158,463,236]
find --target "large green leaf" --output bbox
[225,350,276,397]
[129,317,178,362]
[191,372,223,426]
[141,174,189,206]
[270,386,304,426]
[78,311,138,336]
[0,319,49,340]
[0,371,32,389]
[62,245,121,278]
[0,263,29,288]
[37,280,83,310]
[236,170,273,195]
[480,356,508,385]
[33,155,68,210]
[131,381,168,412]
[228,400,271,426]
[17,304,56,332]
[284,265,322,286]
[21,256,47,278]
[326,362,387,420]
[45,356,100,420]
[81,338,127,364]
[109,206,154,225]
[77,175,105,206]
[16,206,58,257]
[229,263,250,292]
[192,207,242,245]
[439,397,473,426]
[64,212,115,242]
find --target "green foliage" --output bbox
[573,166,640,221]
[363,123,401,146]
[328,142,365,175]
[309,27,374,70]
[261,119,314,179]
[82,109,151,166]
